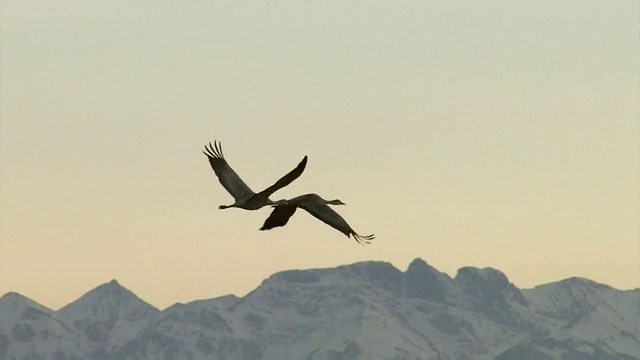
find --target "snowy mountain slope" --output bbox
[497,278,640,360]
[524,278,640,359]
[0,292,87,359]
[114,297,260,360]
[571,289,640,358]
[58,279,160,356]
[1,258,638,360]
[522,277,618,326]
[232,260,436,359]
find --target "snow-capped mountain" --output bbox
[58,279,160,357]
[0,292,87,359]
[1,258,638,360]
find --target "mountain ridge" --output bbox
[1,258,638,360]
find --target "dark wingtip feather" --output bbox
[352,232,375,245]
[298,155,308,169]
[213,140,223,158]
[204,142,214,158]
[259,222,275,231]
[203,141,225,160]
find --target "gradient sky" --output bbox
[1,0,638,310]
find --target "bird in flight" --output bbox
[203,141,307,211]
[259,193,375,245]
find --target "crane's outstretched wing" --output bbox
[260,205,297,230]
[262,194,374,244]
[256,156,308,198]
[203,141,255,201]
[296,194,374,244]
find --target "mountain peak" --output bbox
[554,276,615,291]
[0,291,54,317]
[0,291,27,304]
[95,279,127,296]
[266,260,404,295]
[0,291,71,346]
[407,257,429,267]
[455,266,524,299]
[0,291,34,304]
[59,280,159,346]
[63,279,153,309]
[454,266,528,325]
[524,276,617,305]
[403,258,452,302]
[522,275,618,323]
[336,260,403,294]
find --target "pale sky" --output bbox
[1,0,638,310]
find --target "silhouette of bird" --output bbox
[260,193,374,244]
[203,141,307,210]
